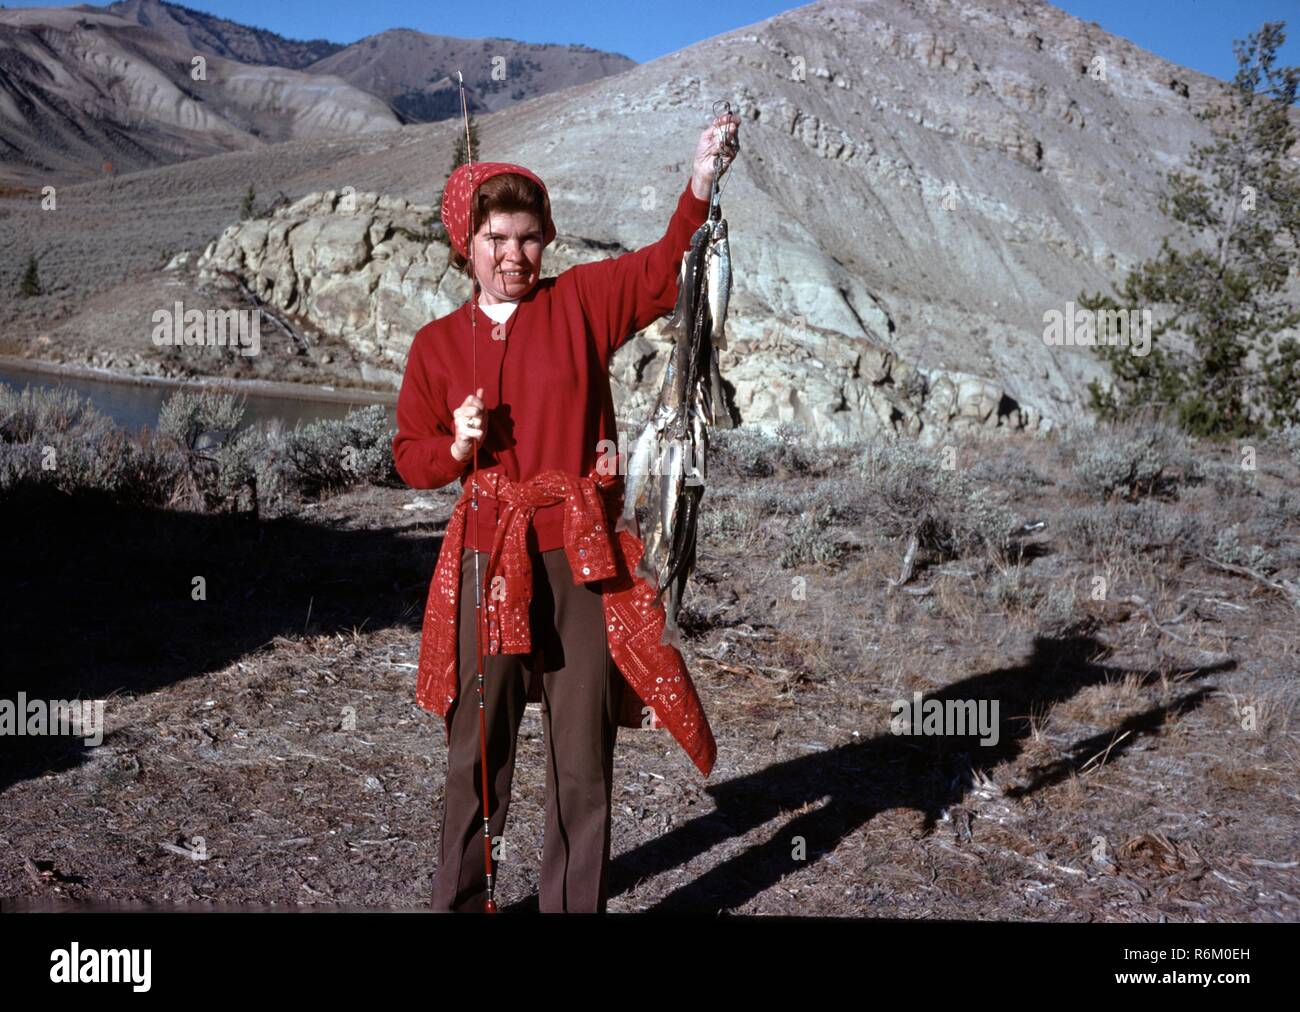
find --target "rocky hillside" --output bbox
[193,0,1300,441]
[530,0,1296,441]
[101,1,635,123]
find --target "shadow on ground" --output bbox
[1,484,440,792]
[601,632,1231,914]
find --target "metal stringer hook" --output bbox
[709,98,738,207]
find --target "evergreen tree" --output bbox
[20,254,41,297]
[1083,22,1300,437]
[448,111,480,175]
[240,183,256,220]
[434,111,479,246]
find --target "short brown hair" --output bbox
[447,172,549,276]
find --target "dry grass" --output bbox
[3,425,1298,919]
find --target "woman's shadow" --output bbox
[602,628,1231,913]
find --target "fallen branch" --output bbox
[710,660,790,685]
[211,268,311,354]
[1237,856,1300,869]
[1199,554,1300,610]
[1200,596,1249,612]
[1080,729,1133,773]
[1124,595,1196,646]
[887,532,919,590]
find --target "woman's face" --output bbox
[470,210,544,305]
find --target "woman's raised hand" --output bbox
[690,111,741,200]
[450,387,486,461]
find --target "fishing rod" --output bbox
[455,70,499,914]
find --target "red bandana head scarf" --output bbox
[440,162,557,260]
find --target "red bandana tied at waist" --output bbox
[415,466,717,778]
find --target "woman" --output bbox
[393,111,739,913]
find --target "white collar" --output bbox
[478,299,518,323]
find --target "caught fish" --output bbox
[706,218,731,351]
[617,131,736,649]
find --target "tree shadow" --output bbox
[1,483,443,792]
[606,631,1231,913]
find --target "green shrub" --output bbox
[857,438,1014,561]
[779,505,847,568]
[1066,420,1202,501]
[1,384,109,443]
[1202,458,1260,497]
[0,385,185,507]
[710,422,843,479]
[19,254,42,297]
[969,448,1052,490]
[157,388,245,449]
[697,503,749,537]
[1058,501,1206,564]
[710,425,781,478]
[157,388,266,513]
[0,384,400,512]
[1082,24,1300,437]
[1035,584,1084,635]
[987,565,1042,611]
[281,404,399,498]
[1211,523,1275,573]
[1277,423,1300,469]
[213,422,290,516]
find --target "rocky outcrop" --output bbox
[195,190,454,366]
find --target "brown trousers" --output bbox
[430,545,623,913]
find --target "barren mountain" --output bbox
[99,0,344,68]
[0,4,400,186]
[4,0,1297,441]
[99,1,636,124]
[303,28,635,123]
[0,1,635,186]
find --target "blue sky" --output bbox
[11,0,1300,83]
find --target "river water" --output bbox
[0,364,396,433]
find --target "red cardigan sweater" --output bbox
[392,178,712,552]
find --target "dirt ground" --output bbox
[2,428,1297,918]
